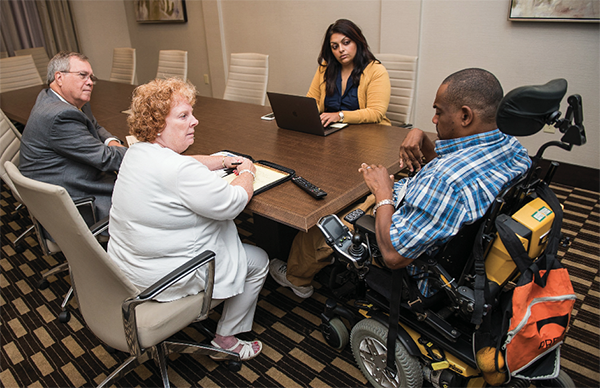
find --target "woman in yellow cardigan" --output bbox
[267,20,392,300]
[307,19,391,127]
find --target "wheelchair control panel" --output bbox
[317,214,369,268]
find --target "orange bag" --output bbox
[496,184,576,380]
[502,265,575,376]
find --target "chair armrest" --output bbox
[354,214,376,235]
[73,196,96,207]
[90,216,109,237]
[138,250,215,301]
[121,250,216,356]
[73,196,97,226]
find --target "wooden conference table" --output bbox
[1,80,418,256]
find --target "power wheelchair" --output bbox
[316,79,585,388]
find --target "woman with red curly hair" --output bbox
[108,78,267,361]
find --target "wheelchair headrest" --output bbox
[497,79,567,136]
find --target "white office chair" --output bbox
[2,110,101,323]
[0,110,76,321]
[0,55,44,93]
[0,109,34,251]
[156,50,188,81]
[223,53,269,106]
[15,47,50,81]
[5,161,240,388]
[0,108,62,254]
[109,47,136,85]
[377,54,418,127]
[0,109,83,258]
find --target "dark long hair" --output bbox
[317,19,377,96]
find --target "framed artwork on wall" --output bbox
[135,0,187,23]
[508,0,599,22]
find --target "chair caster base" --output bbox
[58,310,71,323]
[15,244,25,254]
[227,360,242,372]
[38,278,49,290]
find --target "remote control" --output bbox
[344,208,366,224]
[292,175,327,199]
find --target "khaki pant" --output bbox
[286,194,376,287]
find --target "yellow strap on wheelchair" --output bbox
[440,274,452,288]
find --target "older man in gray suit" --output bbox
[20,52,127,221]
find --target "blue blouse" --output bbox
[324,72,359,112]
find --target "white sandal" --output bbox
[210,338,263,361]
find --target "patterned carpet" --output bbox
[1,181,598,388]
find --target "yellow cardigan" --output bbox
[306,61,391,126]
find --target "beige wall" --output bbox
[414,0,599,170]
[70,0,132,81]
[72,0,599,169]
[123,0,212,96]
[380,0,421,56]
[216,0,386,98]
[72,0,212,95]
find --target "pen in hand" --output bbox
[223,161,244,175]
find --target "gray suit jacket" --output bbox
[20,88,127,220]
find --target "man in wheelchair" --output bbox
[270,68,530,300]
[358,68,530,296]
[317,71,584,388]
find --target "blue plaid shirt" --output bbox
[390,129,531,296]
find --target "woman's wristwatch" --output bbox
[338,111,344,122]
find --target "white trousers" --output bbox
[211,243,268,336]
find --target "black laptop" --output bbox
[266,92,348,136]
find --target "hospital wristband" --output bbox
[373,199,394,216]
[238,169,256,181]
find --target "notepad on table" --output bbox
[212,151,295,195]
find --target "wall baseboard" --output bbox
[537,159,599,193]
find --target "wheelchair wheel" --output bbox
[321,317,349,350]
[530,370,575,388]
[350,318,422,388]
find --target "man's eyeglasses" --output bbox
[60,71,98,83]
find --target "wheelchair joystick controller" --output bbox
[317,214,370,269]
[347,231,370,269]
[348,232,369,262]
